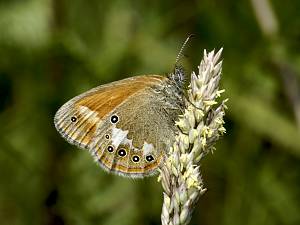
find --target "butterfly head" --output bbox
[168,34,194,91]
[168,65,186,90]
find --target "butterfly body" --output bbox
[54,71,185,178]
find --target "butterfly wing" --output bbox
[54,75,183,178]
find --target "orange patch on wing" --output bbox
[75,75,165,118]
[114,161,160,173]
[80,122,97,146]
[97,152,114,169]
[65,109,99,146]
[99,154,163,174]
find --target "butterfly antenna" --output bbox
[175,34,195,66]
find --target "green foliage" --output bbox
[0,0,300,225]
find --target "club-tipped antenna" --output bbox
[175,34,195,65]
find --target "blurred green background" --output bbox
[1,0,300,225]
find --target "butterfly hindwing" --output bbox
[90,88,172,177]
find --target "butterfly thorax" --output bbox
[164,66,186,110]
[168,66,186,89]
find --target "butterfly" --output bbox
[54,37,193,178]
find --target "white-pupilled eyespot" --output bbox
[117,149,126,157]
[107,145,114,152]
[145,155,154,162]
[110,115,119,123]
[132,155,140,163]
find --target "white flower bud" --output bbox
[179,187,188,203]
[180,207,189,224]
[188,129,198,143]
[194,109,204,122]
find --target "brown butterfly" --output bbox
[54,37,194,178]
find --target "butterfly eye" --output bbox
[105,134,110,139]
[132,155,140,163]
[110,115,119,124]
[117,149,126,157]
[107,145,114,152]
[145,155,154,162]
[70,116,77,122]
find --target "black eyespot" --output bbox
[146,155,154,162]
[71,116,77,122]
[107,145,114,152]
[105,134,110,139]
[118,149,126,157]
[132,155,140,163]
[110,115,119,123]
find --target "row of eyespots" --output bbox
[70,114,118,124]
[106,145,155,163]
